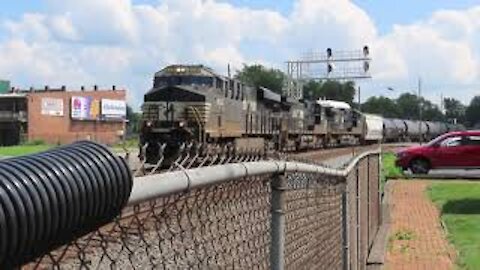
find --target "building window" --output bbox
[225,84,229,98]
[216,78,223,90]
[236,84,241,100]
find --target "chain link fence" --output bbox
[344,154,381,270]
[21,152,381,270]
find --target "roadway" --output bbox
[320,149,480,178]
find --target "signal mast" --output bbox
[285,46,372,101]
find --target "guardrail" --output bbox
[10,146,381,269]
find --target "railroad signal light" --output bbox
[327,63,334,73]
[363,45,369,57]
[326,48,332,59]
[363,61,370,73]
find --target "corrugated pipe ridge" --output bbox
[0,141,133,269]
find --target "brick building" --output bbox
[0,86,127,146]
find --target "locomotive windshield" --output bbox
[154,76,213,88]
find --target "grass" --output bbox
[380,152,405,191]
[111,137,139,153]
[382,152,404,179]
[388,229,416,254]
[0,144,54,157]
[428,182,480,269]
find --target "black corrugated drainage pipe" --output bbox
[0,141,132,268]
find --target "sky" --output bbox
[0,0,479,109]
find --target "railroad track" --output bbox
[126,143,411,177]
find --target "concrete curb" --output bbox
[367,180,394,270]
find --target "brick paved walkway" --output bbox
[385,181,456,270]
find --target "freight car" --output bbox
[139,64,459,164]
[382,118,464,143]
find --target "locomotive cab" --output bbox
[141,65,218,163]
[140,64,249,164]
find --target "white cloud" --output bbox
[4,14,51,42]
[383,17,478,83]
[0,0,479,107]
[46,0,139,44]
[0,40,91,86]
[48,15,79,41]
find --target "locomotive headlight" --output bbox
[146,121,153,127]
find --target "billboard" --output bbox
[41,98,64,116]
[0,80,10,94]
[71,96,100,120]
[101,99,126,119]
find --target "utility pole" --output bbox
[418,77,422,143]
[440,93,444,113]
[358,86,361,112]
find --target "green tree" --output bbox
[421,99,445,121]
[374,93,445,121]
[126,105,141,134]
[361,96,399,118]
[466,96,480,127]
[303,80,322,99]
[235,64,286,93]
[303,80,356,104]
[444,97,466,124]
[396,93,420,120]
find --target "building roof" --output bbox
[258,87,282,103]
[0,93,26,98]
[155,65,219,78]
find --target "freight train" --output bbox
[140,65,462,163]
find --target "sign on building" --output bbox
[101,99,126,120]
[41,98,64,116]
[71,96,100,120]
[0,80,10,94]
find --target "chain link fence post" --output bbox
[356,166,361,270]
[342,190,349,270]
[378,153,383,225]
[271,172,287,270]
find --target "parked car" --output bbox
[395,130,480,174]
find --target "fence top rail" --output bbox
[128,149,380,205]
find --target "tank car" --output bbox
[383,118,400,142]
[362,113,383,143]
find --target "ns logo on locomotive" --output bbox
[139,65,462,165]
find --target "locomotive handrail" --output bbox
[127,148,381,205]
[188,105,205,143]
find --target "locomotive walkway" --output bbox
[385,181,455,270]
